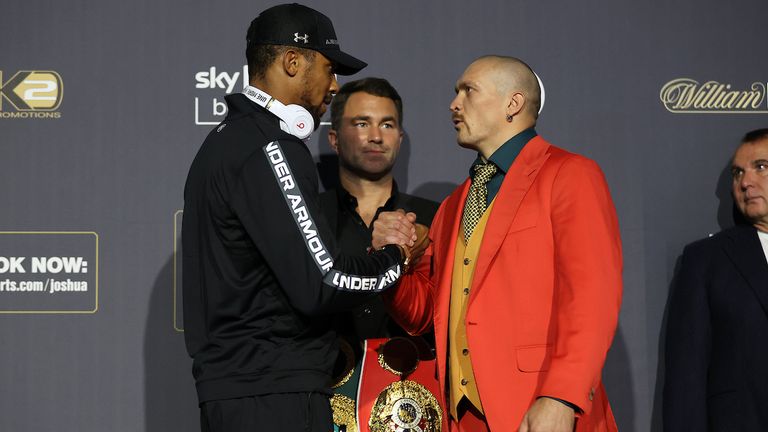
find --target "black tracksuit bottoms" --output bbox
[200,392,332,432]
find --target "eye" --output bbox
[756,163,768,176]
[354,121,367,128]
[731,168,744,179]
[382,122,395,129]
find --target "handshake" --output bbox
[371,210,430,272]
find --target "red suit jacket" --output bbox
[386,136,622,431]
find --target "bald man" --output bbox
[376,56,623,431]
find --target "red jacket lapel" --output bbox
[471,136,551,298]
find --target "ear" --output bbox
[506,92,526,118]
[328,129,340,154]
[281,49,301,77]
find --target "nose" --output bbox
[369,125,383,143]
[740,167,762,188]
[449,94,461,113]
[329,73,339,95]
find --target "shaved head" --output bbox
[450,55,541,157]
[471,55,541,119]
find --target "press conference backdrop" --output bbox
[1,0,766,430]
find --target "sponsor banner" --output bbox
[194,65,248,125]
[193,64,330,126]
[660,78,768,113]
[0,70,63,119]
[0,232,98,313]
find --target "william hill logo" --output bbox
[0,70,63,119]
[660,78,768,113]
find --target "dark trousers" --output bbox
[200,392,332,432]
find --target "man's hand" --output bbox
[372,210,417,250]
[518,398,576,432]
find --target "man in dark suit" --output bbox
[664,128,768,431]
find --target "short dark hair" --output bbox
[741,128,768,144]
[330,77,403,130]
[246,44,315,81]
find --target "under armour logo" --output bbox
[294,33,309,43]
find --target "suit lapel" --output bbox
[436,180,470,288]
[432,180,470,371]
[471,137,551,297]
[722,225,768,318]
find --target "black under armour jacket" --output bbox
[182,93,404,403]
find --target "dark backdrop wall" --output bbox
[2,1,767,431]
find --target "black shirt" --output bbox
[320,182,439,339]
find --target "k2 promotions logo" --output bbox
[660,78,768,114]
[0,70,63,119]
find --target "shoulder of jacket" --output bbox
[544,144,596,168]
[683,227,744,256]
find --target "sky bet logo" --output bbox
[0,70,63,119]
[194,65,248,125]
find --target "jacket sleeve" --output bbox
[383,241,436,336]
[662,244,710,432]
[230,139,404,317]
[382,195,451,335]
[537,156,623,413]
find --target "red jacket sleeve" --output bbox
[536,156,623,412]
[383,241,436,336]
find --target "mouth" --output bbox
[318,97,333,114]
[452,116,463,130]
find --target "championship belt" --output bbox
[331,336,446,432]
[331,338,361,432]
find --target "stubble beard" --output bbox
[298,75,324,131]
[456,127,477,150]
[340,153,393,182]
